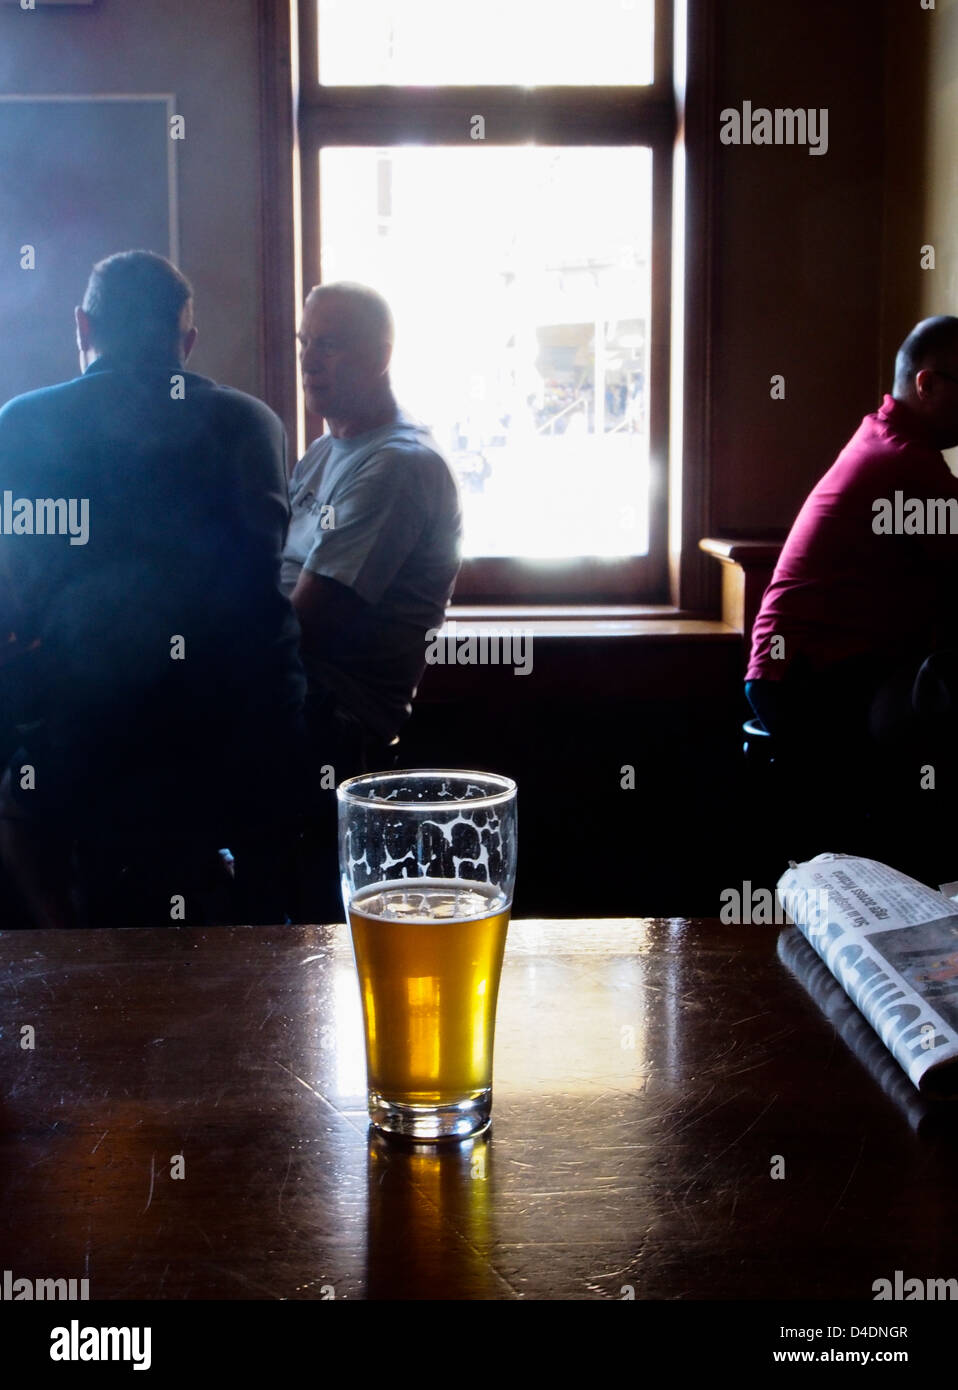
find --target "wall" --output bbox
[0,0,266,399]
[879,0,929,382]
[706,0,886,537]
[708,0,958,541]
[920,0,958,320]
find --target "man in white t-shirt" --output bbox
[283,282,462,778]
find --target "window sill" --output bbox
[445,605,737,640]
[699,537,784,640]
[416,608,740,703]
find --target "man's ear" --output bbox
[183,325,198,362]
[915,367,936,402]
[75,306,93,354]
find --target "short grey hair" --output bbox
[306,281,394,348]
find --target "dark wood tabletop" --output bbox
[1,916,957,1302]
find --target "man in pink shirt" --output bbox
[747,315,958,768]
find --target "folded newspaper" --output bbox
[777,855,958,1099]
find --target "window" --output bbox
[316,0,655,86]
[298,0,676,602]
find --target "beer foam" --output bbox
[350,878,508,924]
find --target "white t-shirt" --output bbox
[281,410,462,738]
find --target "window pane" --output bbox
[319,147,652,559]
[318,0,654,86]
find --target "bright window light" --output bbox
[318,0,655,87]
[319,146,653,559]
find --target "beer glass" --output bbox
[338,771,517,1141]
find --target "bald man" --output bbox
[747,315,958,800]
[282,282,462,779]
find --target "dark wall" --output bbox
[708,0,886,537]
[0,0,265,401]
[1,97,172,406]
[409,635,750,919]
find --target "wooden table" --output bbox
[1,917,957,1304]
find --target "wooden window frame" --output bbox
[262,0,717,614]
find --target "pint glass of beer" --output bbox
[338,771,517,1141]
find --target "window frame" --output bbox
[294,0,677,605]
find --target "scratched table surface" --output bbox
[1,918,957,1301]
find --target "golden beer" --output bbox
[348,878,511,1107]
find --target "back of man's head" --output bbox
[893,315,958,397]
[81,251,194,363]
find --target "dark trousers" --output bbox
[293,692,399,924]
[2,708,309,929]
[745,648,958,880]
[746,649,958,767]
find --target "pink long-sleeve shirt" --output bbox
[747,395,958,682]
